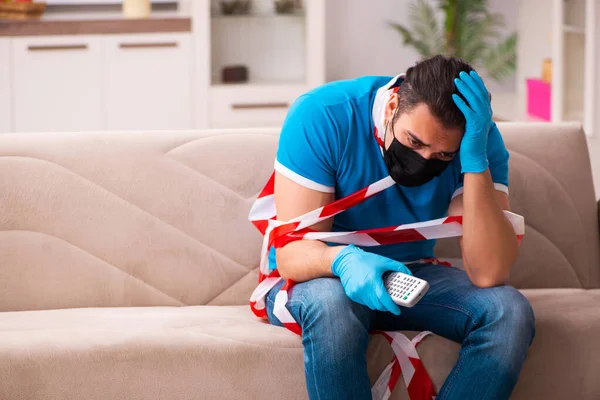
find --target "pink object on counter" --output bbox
[527,78,551,121]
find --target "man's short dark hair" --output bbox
[394,55,474,132]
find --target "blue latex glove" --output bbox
[331,244,413,315]
[452,70,493,174]
[487,121,509,163]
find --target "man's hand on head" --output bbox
[449,71,517,287]
[452,70,494,174]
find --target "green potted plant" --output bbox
[390,0,517,81]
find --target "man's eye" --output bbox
[408,138,420,147]
[438,153,455,160]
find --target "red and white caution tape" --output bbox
[371,331,436,400]
[247,170,524,400]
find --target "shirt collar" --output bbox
[372,73,405,147]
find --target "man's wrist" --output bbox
[461,159,489,174]
[463,168,495,191]
[325,245,347,275]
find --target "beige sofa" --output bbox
[1,123,599,400]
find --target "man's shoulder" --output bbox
[285,76,392,138]
[278,76,392,173]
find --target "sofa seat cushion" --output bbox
[513,288,600,400]
[0,305,306,400]
[1,289,600,400]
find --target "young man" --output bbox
[264,55,535,399]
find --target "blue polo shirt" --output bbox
[269,76,509,266]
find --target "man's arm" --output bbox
[273,171,344,282]
[273,171,411,315]
[448,173,518,288]
[451,70,518,288]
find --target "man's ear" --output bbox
[384,93,400,123]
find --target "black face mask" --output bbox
[383,135,451,187]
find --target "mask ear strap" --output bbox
[384,107,399,146]
[384,119,389,143]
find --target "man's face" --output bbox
[384,101,462,162]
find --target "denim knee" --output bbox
[294,278,372,329]
[268,278,372,352]
[475,285,536,346]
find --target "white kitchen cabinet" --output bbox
[2,0,324,133]
[104,33,193,130]
[209,83,307,128]
[0,39,11,133]
[12,36,104,133]
[198,0,325,128]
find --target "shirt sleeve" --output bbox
[275,95,341,193]
[452,128,510,199]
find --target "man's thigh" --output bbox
[265,276,375,330]
[372,263,525,343]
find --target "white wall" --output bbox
[325,0,518,94]
[515,0,554,123]
[587,3,600,198]
[325,0,419,81]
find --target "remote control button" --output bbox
[403,296,408,300]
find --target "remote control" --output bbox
[383,271,429,308]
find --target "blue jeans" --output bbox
[265,263,536,400]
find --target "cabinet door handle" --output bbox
[231,102,290,110]
[28,44,88,52]
[119,42,179,49]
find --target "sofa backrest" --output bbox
[0,123,598,312]
[0,130,276,311]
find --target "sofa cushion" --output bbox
[0,130,276,312]
[512,288,600,400]
[0,305,305,400]
[2,289,599,400]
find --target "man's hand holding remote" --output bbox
[331,244,413,315]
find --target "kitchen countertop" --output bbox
[0,8,192,37]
